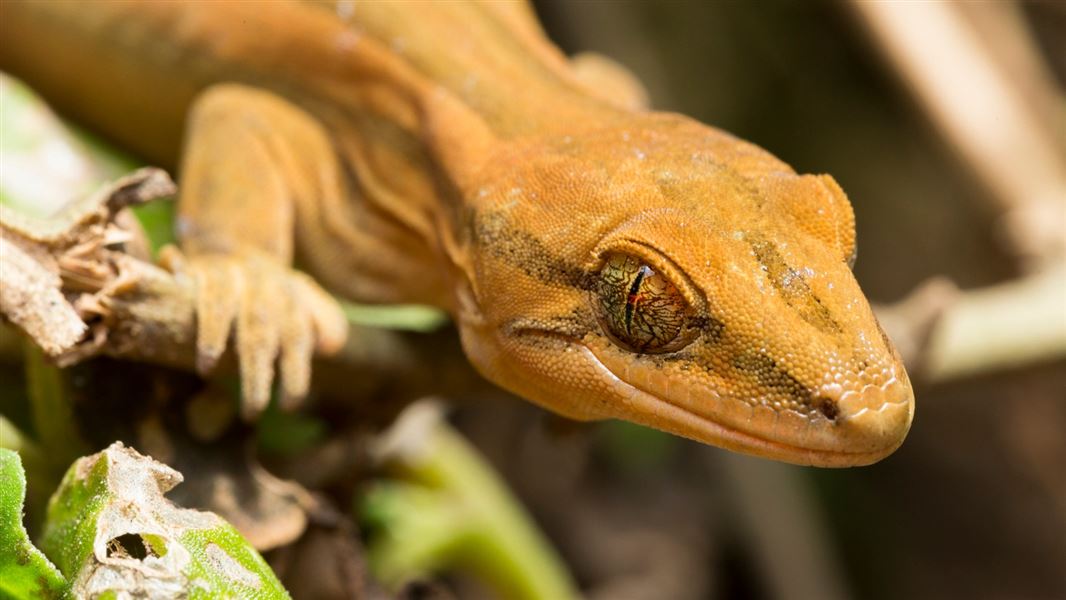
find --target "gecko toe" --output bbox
[190,257,242,375]
[187,251,339,420]
[278,293,313,410]
[296,272,348,355]
[236,266,281,420]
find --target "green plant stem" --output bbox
[366,405,579,600]
[418,425,577,600]
[24,343,89,471]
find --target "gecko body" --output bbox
[0,0,913,466]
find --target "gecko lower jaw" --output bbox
[581,344,914,467]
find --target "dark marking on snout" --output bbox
[749,238,841,334]
[732,350,831,418]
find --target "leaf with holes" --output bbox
[0,448,68,599]
[39,442,290,599]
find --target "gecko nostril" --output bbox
[813,395,839,421]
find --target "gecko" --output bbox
[0,0,913,467]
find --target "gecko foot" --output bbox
[166,247,347,420]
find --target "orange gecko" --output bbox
[0,1,913,466]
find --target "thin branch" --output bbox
[849,1,1066,268]
[878,266,1066,383]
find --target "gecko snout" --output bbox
[810,373,915,464]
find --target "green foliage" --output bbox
[0,449,68,599]
[361,405,579,600]
[129,201,177,252]
[0,73,174,253]
[598,420,678,474]
[0,75,99,217]
[37,447,111,580]
[38,443,289,599]
[341,302,449,332]
[0,442,294,599]
[24,346,88,473]
[176,527,290,600]
[362,482,471,583]
[257,403,328,456]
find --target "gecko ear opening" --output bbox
[766,174,856,268]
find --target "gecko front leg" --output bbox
[173,84,348,419]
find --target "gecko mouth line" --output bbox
[576,342,906,466]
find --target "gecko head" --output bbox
[457,114,913,467]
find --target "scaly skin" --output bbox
[0,0,913,466]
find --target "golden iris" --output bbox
[597,253,687,352]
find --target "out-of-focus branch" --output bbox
[876,266,1066,383]
[850,1,1066,268]
[714,453,849,600]
[924,266,1066,381]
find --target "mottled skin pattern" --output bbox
[1,0,913,466]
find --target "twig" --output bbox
[931,270,1066,381]
[849,1,1066,268]
[713,452,850,600]
[875,266,1066,383]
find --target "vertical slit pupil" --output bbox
[624,265,650,334]
[598,253,688,353]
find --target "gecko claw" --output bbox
[186,251,347,420]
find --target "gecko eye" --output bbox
[596,253,688,353]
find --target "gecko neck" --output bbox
[342,0,628,138]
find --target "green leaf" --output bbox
[129,201,176,252]
[362,482,472,584]
[40,443,290,599]
[0,448,68,599]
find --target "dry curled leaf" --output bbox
[0,168,175,359]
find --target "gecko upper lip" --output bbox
[581,344,914,467]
